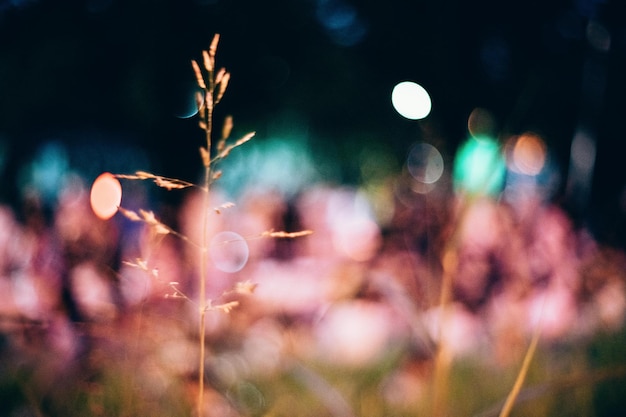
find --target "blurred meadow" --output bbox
[1,1,626,416]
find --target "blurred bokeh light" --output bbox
[90,172,122,220]
[210,231,250,273]
[391,81,432,120]
[453,135,505,196]
[1,1,625,416]
[406,142,444,185]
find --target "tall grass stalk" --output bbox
[497,294,545,417]
[195,33,220,417]
[191,33,256,416]
[431,246,458,417]
[431,196,470,417]
[103,35,310,416]
[429,191,548,417]
[430,192,546,417]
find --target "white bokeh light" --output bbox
[391,81,432,120]
[210,231,250,273]
[407,142,444,184]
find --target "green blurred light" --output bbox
[453,135,505,196]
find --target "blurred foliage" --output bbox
[2,321,625,417]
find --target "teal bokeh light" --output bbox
[453,135,505,196]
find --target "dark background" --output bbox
[0,0,624,246]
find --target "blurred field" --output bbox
[1,173,625,416]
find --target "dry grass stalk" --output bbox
[92,33,312,417]
[497,296,545,417]
[430,195,546,417]
[116,171,197,190]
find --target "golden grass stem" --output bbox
[431,195,472,417]
[431,247,458,417]
[498,295,545,417]
[197,33,219,417]
[198,165,211,417]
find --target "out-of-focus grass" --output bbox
[0,339,192,417]
[1,318,625,417]
[217,328,625,417]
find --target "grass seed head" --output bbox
[191,59,207,89]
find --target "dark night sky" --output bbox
[1,0,625,245]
